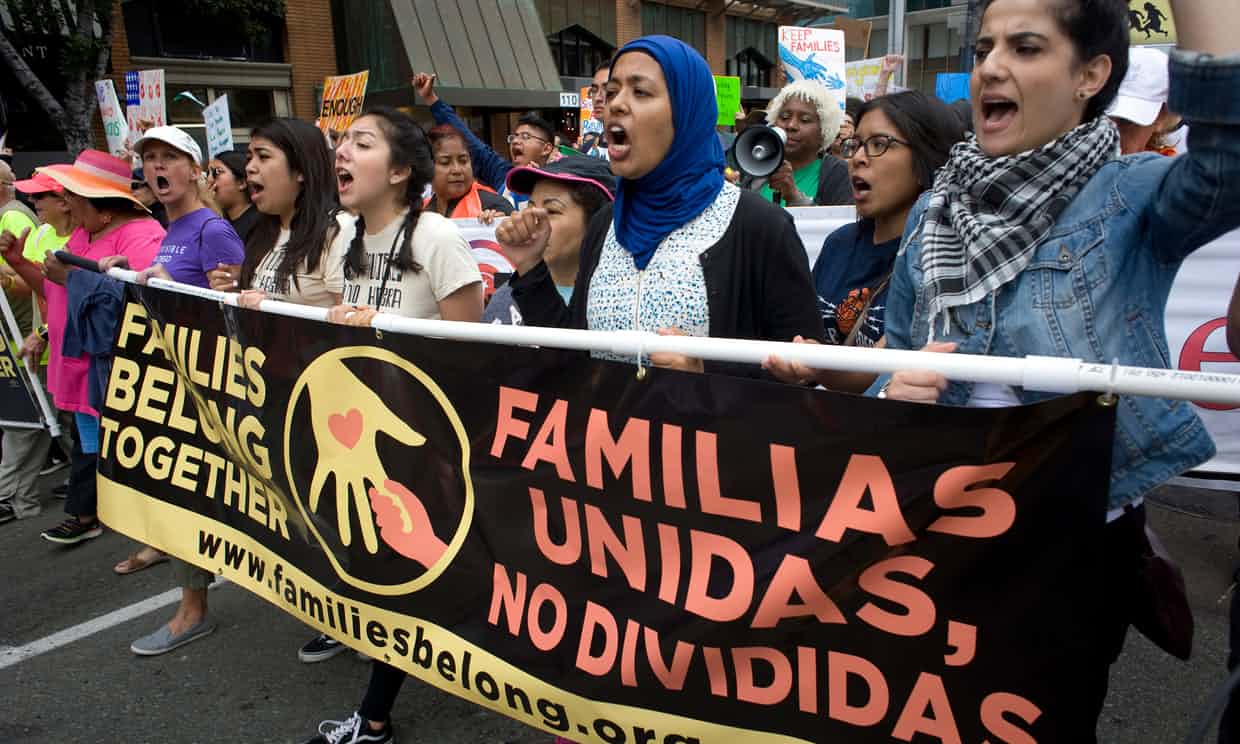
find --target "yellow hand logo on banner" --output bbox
[284,346,474,596]
[301,356,427,553]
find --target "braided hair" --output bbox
[239,118,336,291]
[342,107,435,280]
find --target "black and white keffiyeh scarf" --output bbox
[919,116,1119,337]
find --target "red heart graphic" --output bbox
[328,408,363,449]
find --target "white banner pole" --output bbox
[109,270,1240,406]
[0,289,61,437]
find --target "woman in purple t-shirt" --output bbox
[100,125,245,657]
[106,126,245,288]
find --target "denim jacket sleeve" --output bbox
[430,99,513,192]
[863,194,928,396]
[1143,51,1240,263]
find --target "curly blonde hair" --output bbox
[765,80,844,156]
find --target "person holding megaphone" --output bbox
[735,79,853,207]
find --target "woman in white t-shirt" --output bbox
[204,118,360,666]
[329,106,482,327]
[206,117,350,307]
[301,107,481,744]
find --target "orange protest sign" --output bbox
[318,71,370,135]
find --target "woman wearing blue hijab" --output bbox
[501,35,823,375]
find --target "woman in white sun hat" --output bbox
[99,125,245,657]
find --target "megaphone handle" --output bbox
[771,189,782,205]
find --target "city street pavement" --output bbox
[0,471,1236,744]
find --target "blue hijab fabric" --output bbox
[610,36,726,271]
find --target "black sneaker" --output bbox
[0,502,15,524]
[298,633,348,663]
[41,518,103,545]
[303,712,393,743]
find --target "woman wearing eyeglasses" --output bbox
[765,91,964,390]
[424,124,516,220]
[818,92,964,347]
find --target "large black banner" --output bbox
[98,284,1118,743]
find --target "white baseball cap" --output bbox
[134,125,204,166]
[1108,47,1169,127]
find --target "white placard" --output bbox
[559,92,580,109]
[778,27,847,108]
[203,94,234,159]
[94,79,129,158]
[845,57,886,102]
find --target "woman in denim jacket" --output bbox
[870,0,1240,734]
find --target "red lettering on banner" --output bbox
[576,600,619,676]
[980,692,1041,743]
[816,455,916,546]
[770,444,802,530]
[828,650,890,727]
[586,409,651,501]
[892,672,963,744]
[697,431,762,523]
[856,556,937,637]
[529,488,581,565]
[928,463,1017,538]
[644,625,695,691]
[491,386,538,458]
[584,503,647,591]
[527,582,568,651]
[733,647,793,705]
[522,399,575,480]
[751,555,847,628]
[1178,317,1240,410]
[684,529,754,622]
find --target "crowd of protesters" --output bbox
[0,0,1236,741]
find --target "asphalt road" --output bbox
[0,472,1236,744]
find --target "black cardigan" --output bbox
[509,189,824,376]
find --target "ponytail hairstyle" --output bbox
[239,117,336,290]
[343,106,434,280]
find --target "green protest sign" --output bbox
[714,75,741,127]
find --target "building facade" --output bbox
[108,0,337,153]
[330,0,842,151]
[0,0,338,158]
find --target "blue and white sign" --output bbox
[778,26,847,108]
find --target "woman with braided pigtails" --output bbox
[301,106,482,744]
[328,106,482,328]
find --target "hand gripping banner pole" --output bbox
[114,270,1240,407]
[0,290,61,436]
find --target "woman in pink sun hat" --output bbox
[0,149,164,546]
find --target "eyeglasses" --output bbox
[839,134,910,159]
[507,132,548,145]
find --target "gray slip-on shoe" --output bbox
[130,620,216,656]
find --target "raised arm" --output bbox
[1144,1,1240,262]
[414,73,513,192]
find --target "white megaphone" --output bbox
[732,124,787,180]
